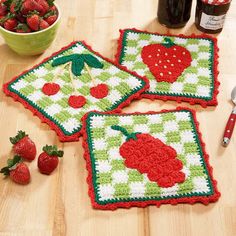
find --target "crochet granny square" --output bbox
[116,29,220,107]
[83,108,220,210]
[3,41,148,142]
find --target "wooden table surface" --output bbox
[0,0,236,235]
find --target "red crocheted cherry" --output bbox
[42,83,60,96]
[111,125,185,188]
[68,95,86,108]
[141,37,192,83]
[90,83,109,99]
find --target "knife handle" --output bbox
[222,110,236,147]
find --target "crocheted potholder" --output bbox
[82,108,220,210]
[3,41,149,142]
[116,28,220,107]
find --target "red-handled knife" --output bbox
[222,86,236,147]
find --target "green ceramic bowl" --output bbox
[0,4,60,56]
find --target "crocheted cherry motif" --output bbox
[68,95,86,108]
[90,83,109,99]
[42,83,60,96]
[111,125,185,188]
[141,38,192,83]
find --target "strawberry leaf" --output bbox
[47,0,55,7]
[0,167,10,176]
[10,130,27,144]
[2,0,13,8]
[12,0,22,13]
[42,145,64,157]
[44,10,56,18]
[0,155,22,176]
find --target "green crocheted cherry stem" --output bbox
[52,53,104,76]
[111,125,141,141]
[162,37,175,48]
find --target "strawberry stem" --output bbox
[0,155,22,176]
[162,37,175,48]
[111,125,140,141]
[42,145,64,157]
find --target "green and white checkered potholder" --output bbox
[117,29,219,107]
[83,108,220,210]
[3,41,148,142]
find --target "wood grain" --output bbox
[0,0,236,235]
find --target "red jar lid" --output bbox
[201,0,231,5]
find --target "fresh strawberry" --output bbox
[10,0,22,14]
[0,15,4,25]
[111,125,185,188]
[16,13,26,23]
[36,0,49,15]
[141,37,192,83]
[3,17,17,31]
[10,130,36,161]
[26,13,39,31]
[16,23,31,32]
[38,145,64,175]
[48,4,56,11]
[44,13,57,25]
[0,3,7,16]
[0,155,31,185]
[39,18,49,29]
[21,0,43,16]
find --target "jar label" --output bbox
[200,12,226,30]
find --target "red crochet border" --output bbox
[115,28,220,108]
[81,107,221,210]
[2,41,150,142]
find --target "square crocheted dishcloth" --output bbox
[3,41,149,142]
[116,28,220,107]
[82,108,220,210]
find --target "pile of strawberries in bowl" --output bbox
[0,0,58,32]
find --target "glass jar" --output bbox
[195,0,231,34]
[157,0,193,28]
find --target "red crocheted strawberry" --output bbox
[141,37,192,83]
[111,125,185,188]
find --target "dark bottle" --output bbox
[157,0,193,28]
[195,0,231,34]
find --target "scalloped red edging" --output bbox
[115,28,220,108]
[81,107,221,210]
[2,41,150,142]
